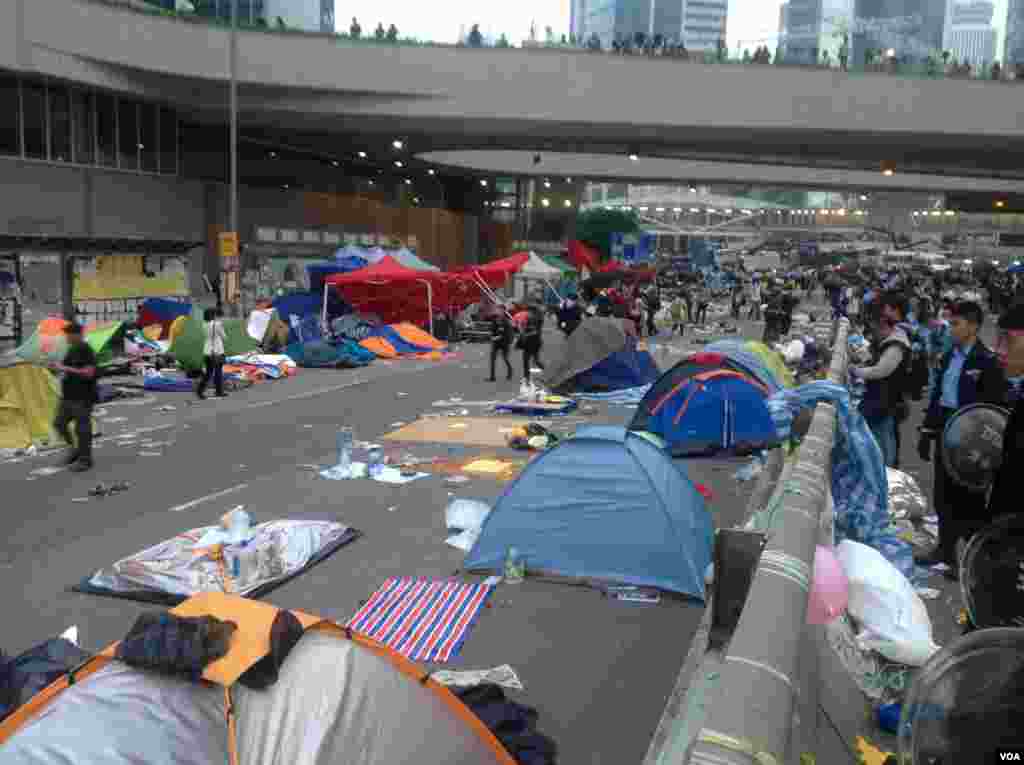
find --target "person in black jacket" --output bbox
[987,302,1024,521]
[520,304,545,383]
[917,301,1006,572]
[556,294,583,337]
[851,292,913,468]
[49,323,98,472]
[486,306,514,382]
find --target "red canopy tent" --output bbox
[325,256,446,332]
[566,240,601,272]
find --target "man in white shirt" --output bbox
[196,307,227,400]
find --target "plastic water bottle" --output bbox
[336,426,354,475]
[504,547,524,584]
[228,541,247,589]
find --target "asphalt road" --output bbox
[1,322,762,765]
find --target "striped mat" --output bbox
[346,577,495,663]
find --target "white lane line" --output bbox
[169,482,249,512]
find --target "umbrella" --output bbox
[512,311,529,328]
[1007,264,1024,274]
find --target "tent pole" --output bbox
[322,282,329,329]
[418,279,433,336]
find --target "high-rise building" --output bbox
[945,2,996,67]
[1006,0,1024,70]
[781,0,853,65]
[570,0,726,51]
[778,2,790,54]
[851,0,947,66]
[146,0,333,32]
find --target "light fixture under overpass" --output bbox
[564,199,572,207]
[944,210,956,216]
[628,154,639,161]
[427,169,435,175]
[690,208,700,213]
[541,198,550,207]
[392,139,404,150]
[357,151,367,158]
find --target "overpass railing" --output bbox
[101,0,1020,85]
[653,318,850,765]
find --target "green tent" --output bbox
[5,320,126,368]
[170,309,260,372]
[540,255,576,275]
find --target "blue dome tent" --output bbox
[463,425,713,599]
[631,368,779,457]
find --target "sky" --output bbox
[335,0,787,52]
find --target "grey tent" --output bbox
[545,318,658,392]
[0,594,516,765]
[545,318,631,389]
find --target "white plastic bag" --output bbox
[444,499,492,553]
[836,540,940,667]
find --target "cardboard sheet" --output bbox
[382,416,534,448]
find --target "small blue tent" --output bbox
[573,344,659,391]
[632,369,779,457]
[464,425,713,599]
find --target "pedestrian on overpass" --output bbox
[49,323,97,473]
[917,301,1006,572]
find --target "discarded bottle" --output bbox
[336,426,354,475]
[504,547,525,584]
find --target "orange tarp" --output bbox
[391,322,446,350]
[360,337,399,359]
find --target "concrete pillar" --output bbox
[60,252,74,321]
[463,214,480,265]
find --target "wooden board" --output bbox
[382,416,534,448]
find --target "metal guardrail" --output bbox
[685,319,850,765]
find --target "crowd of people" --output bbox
[829,266,1024,579]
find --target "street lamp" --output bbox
[228,0,239,315]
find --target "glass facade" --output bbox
[572,0,724,48]
[852,0,946,65]
[1007,0,1024,68]
[0,72,178,175]
[782,0,853,64]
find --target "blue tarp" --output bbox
[306,257,367,293]
[272,292,349,344]
[637,372,779,456]
[464,425,714,599]
[285,339,374,368]
[573,347,659,391]
[139,297,192,323]
[767,381,915,580]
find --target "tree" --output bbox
[374,23,385,40]
[349,17,361,39]
[588,32,602,51]
[496,32,510,48]
[991,60,1002,80]
[716,37,727,62]
[561,34,567,45]
[774,45,783,64]
[634,31,646,50]
[386,23,398,42]
[575,208,641,260]
[468,23,483,47]
[742,48,752,64]
[275,16,287,30]
[569,32,577,46]
[545,26,554,44]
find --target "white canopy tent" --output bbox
[511,252,564,301]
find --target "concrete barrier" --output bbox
[645,318,850,765]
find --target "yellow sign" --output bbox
[218,232,239,260]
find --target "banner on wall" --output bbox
[73,255,188,300]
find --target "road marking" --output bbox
[169,482,248,512]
